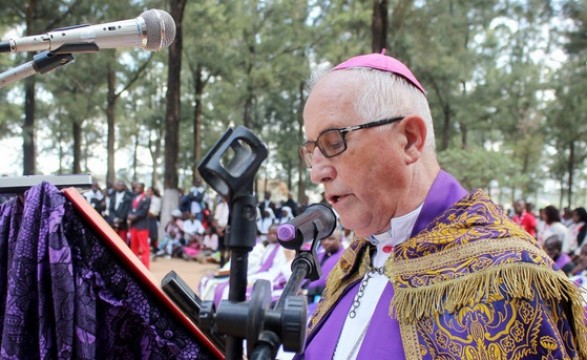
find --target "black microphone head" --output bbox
[277,203,337,250]
[140,9,176,51]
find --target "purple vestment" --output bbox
[555,252,573,270]
[301,170,468,359]
[306,247,344,293]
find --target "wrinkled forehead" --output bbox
[303,71,363,132]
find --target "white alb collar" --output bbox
[369,204,423,268]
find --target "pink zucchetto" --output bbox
[334,49,426,95]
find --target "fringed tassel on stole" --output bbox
[390,262,587,358]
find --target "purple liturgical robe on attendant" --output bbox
[213,243,282,305]
[302,170,468,359]
[306,247,344,293]
[0,182,216,359]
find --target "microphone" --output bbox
[277,204,336,250]
[0,9,176,53]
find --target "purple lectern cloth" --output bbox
[0,182,215,359]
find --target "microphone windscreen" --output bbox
[141,9,176,51]
[277,224,296,242]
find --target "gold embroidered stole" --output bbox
[307,190,587,359]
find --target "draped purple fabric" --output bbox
[0,182,215,359]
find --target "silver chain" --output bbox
[348,266,385,319]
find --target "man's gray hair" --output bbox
[307,67,436,151]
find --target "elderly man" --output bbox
[297,53,587,359]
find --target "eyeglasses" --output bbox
[299,116,404,168]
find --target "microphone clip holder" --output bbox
[0,42,99,88]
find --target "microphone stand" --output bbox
[247,238,322,360]
[223,184,258,359]
[197,126,268,359]
[0,43,98,88]
[165,126,323,359]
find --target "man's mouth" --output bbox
[328,194,346,204]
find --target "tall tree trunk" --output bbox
[460,122,467,149]
[296,81,306,203]
[83,132,88,173]
[371,0,388,53]
[106,62,116,184]
[149,129,162,189]
[164,0,186,191]
[243,39,255,129]
[132,134,139,181]
[441,103,451,151]
[192,64,204,183]
[58,117,64,174]
[162,0,187,236]
[567,141,575,207]
[72,120,82,173]
[23,78,36,175]
[287,159,293,192]
[22,0,38,175]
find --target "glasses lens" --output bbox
[299,143,314,168]
[318,129,346,157]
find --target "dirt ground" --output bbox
[149,257,220,296]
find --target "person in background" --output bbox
[83,181,106,216]
[282,192,299,217]
[108,180,133,243]
[153,209,184,260]
[567,207,587,256]
[182,211,205,243]
[258,191,277,222]
[303,229,345,315]
[297,194,311,214]
[188,177,206,221]
[543,234,576,275]
[127,182,151,269]
[257,208,276,241]
[201,224,288,306]
[146,186,162,253]
[278,206,294,224]
[511,199,537,237]
[562,207,574,227]
[569,244,587,313]
[296,51,587,359]
[213,196,230,266]
[192,225,220,264]
[537,205,569,247]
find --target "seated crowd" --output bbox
[81,180,587,316]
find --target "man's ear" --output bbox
[400,115,427,165]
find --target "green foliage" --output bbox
[438,146,521,191]
[0,0,586,204]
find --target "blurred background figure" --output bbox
[511,199,537,237]
[108,180,133,243]
[153,209,184,260]
[213,196,230,266]
[567,207,587,257]
[537,205,568,247]
[303,229,345,315]
[127,182,151,269]
[83,181,106,216]
[147,187,162,253]
[543,235,575,276]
